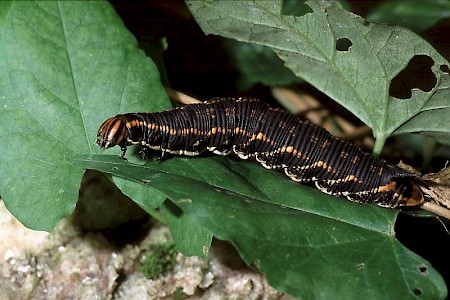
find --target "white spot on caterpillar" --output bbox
[182,150,201,156]
[315,181,331,193]
[232,146,250,159]
[284,169,303,182]
[213,150,231,155]
[209,147,231,155]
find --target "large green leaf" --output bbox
[71,154,447,299]
[186,0,450,152]
[161,201,213,259]
[225,40,302,90]
[0,1,170,230]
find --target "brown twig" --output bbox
[271,86,321,115]
[165,87,201,104]
[338,125,373,141]
[420,201,450,221]
[272,86,375,148]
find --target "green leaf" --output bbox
[225,40,303,90]
[112,176,167,212]
[161,201,213,258]
[70,154,447,299]
[0,1,169,230]
[186,0,450,151]
[367,0,450,32]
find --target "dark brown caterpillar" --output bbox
[96,98,424,208]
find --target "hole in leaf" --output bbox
[413,288,422,296]
[336,38,352,52]
[440,64,450,74]
[282,0,313,16]
[389,55,436,99]
[418,264,428,275]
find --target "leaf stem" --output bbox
[421,202,450,221]
[372,136,386,156]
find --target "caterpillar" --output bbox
[96,97,424,208]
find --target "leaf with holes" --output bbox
[71,154,447,300]
[0,1,170,230]
[186,0,450,152]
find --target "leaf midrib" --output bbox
[57,1,92,154]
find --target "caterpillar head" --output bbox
[96,116,128,149]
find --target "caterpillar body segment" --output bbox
[96,98,424,208]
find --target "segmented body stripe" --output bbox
[96,98,424,208]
